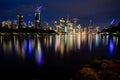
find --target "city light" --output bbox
[35,39,43,66]
[0,1,120,79]
[109,38,114,58]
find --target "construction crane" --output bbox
[36,6,43,12]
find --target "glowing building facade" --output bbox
[73,18,78,32]
[88,20,93,34]
[35,6,42,29]
[60,18,65,32]
[2,20,12,29]
[35,12,40,29]
[17,15,24,28]
[66,17,71,33]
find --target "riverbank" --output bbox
[73,59,120,80]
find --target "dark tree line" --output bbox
[101,22,120,33]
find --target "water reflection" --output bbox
[60,35,64,56]
[106,35,109,45]
[0,36,43,66]
[88,34,93,53]
[55,35,60,53]
[95,34,100,48]
[77,34,81,50]
[28,40,32,57]
[109,38,114,57]
[0,34,120,66]
[101,35,109,46]
[118,37,120,48]
[54,34,82,55]
[23,39,27,56]
[35,38,43,66]
[81,33,87,46]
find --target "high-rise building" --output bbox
[83,27,88,34]
[28,21,34,28]
[2,20,12,29]
[13,20,18,29]
[96,26,100,32]
[66,17,71,33]
[35,12,40,29]
[60,18,65,32]
[73,18,78,32]
[76,24,82,33]
[53,21,58,32]
[17,14,24,29]
[43,22,51,30]
[35,6,42,29]
[88,20,93,33]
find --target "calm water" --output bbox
[0,34,120,79]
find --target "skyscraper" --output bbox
[35,6,42,29]
[17,14,24,29]
[66,17,71,32]
[60,18,65,32]
[88,20,93,33]
[73,18,78,32]
[53,21,58,31]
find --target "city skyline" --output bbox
[0,0,120,28]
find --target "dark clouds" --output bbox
[0,0,120,27]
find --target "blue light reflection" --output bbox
[35,39,43,67]
[28,40,32,57]
[109,38,114,58]
[23,39,27,55]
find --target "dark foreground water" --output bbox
[0,34,120,79]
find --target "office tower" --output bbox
[73,18,78,32]
[96,26,100,33]
[17,14,24,29]
[76,24,82,33]
[60,18,65,32]
[43,22,50,30]
[28,21,34,28]
[53,21,58,32]
[2,20,12,29]
[88,20,93,33]
[35,6,42,29]
[12,20,18,29]
[66,17,71,33]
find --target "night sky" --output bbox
[0,0,120,28]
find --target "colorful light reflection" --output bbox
[88,34,92,53]
[28,40,32,57]
[109,38,114,57]
[35,39,43,66]
[23,39,27,55]
[55,35,60,53]
[54,34,82,55]
[77,34,81,50]
[95,34,99,48]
